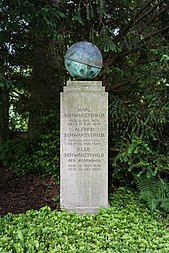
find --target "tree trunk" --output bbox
[28,38,64,137]
[0,89,9,141]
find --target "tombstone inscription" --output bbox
[60,81,108,214]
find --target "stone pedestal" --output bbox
[60,81,108,214]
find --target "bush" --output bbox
[0,131,60,180]
[135,175,169,213]
[112,136,169,213]
[0,188,168,253]
[109,87,169,212]
[113,136,169,180]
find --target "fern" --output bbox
[135,174,169,212]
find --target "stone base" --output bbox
[60,81,108,215]
[61,205,109,215]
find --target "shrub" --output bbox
[113,136,169,180]
[112,136,169,213]
[0,188,168,253]
[0,131,60,180]
[135,175,169,212]
[109,85,169,212]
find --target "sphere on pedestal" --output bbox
[64,41,103,80]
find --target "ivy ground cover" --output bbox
[0,188,168,253]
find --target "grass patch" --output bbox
[0,188,168,253]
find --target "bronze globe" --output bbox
[64,41,103,80]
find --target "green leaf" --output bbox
[17,230,24,241]
[57,11,65,18]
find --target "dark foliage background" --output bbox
[0,0,169,212]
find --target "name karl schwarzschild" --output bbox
[64,112,105,118]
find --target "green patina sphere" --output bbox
[64,41,103,80]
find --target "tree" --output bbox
[27,0,65,136]
[0,87,9,141]
[0,0,66,138]
[1,1,169,203]
[1,0,168,137]
[67,0,169,191]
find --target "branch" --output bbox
[115,0,166,43]
[141,25,169,43]
[104,1,167,68]
[114,0,155,42]
[110,77,140,91]
[123,58,160,71]
[128,0,166,30]
[144,6,167,28]
[123,25,169,57]
[105,24,169,69]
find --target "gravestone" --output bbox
[60,80,108,214]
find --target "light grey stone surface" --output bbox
[60,81,108,214]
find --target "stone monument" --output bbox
[60,41,108,214]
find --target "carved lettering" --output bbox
[78,108,91,112]
[64,133,104,138]
[64,113,105,118]
[64,153,104,158]
[75,127,94,132]
[77,147,90,152]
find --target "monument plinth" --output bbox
[60,81,108,214]
[60,41,108,214]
